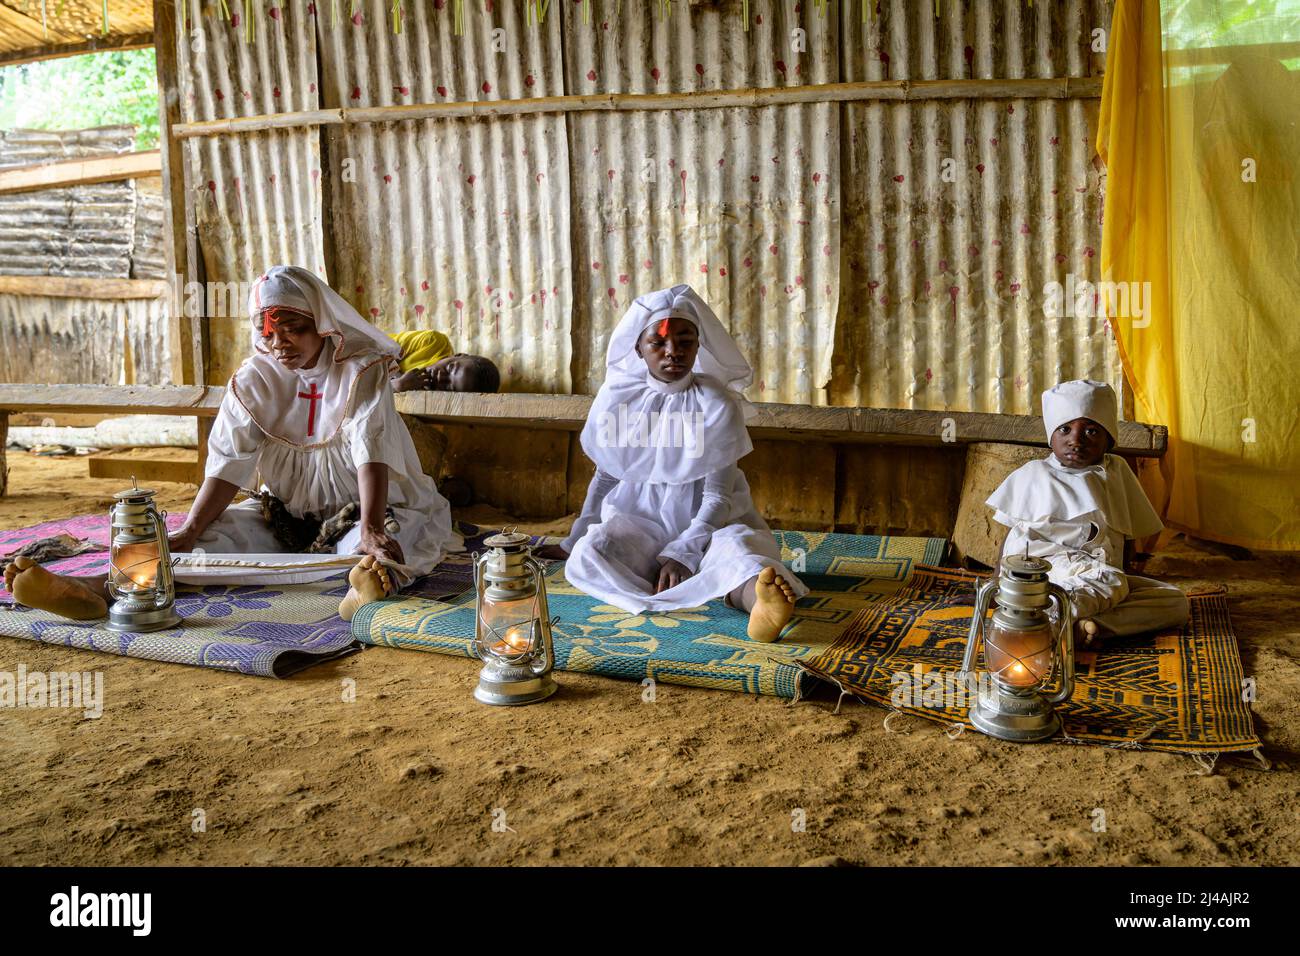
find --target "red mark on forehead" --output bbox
[262,310,275,336]
[656,318,670,338]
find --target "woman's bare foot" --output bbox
[3,557,107,620]
[747,567,797,643]
[1075,617,1100,648]
[338,556,395,622]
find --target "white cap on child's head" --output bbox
[1041,379,1118,446]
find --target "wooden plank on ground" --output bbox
[88,452,200,486]
[0,150,162,195]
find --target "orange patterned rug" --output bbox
[798,566,1262,755]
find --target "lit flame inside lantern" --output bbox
[985,622,1054,689]
[490,623,533,656]
[112,542,161,590]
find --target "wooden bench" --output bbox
[0,385,1167,549]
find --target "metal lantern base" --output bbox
[473,660,558,706]
[106,602,180,633]
[969,686,1061,743]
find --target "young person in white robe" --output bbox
[986,379,1189,647]
[3,265,460,623]
[533,284,807,642]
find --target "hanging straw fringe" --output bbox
[1106,725,1159,751]
[882,709,912,734]
[1191,752,1220,776]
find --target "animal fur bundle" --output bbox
[245,491,400,554]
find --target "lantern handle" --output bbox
[150,507,177,609]
[958,576,999,680]
[1044,583,1075,705]
[523,555,556,677]
[470,550,492,661]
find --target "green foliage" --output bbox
[0,48,160,150]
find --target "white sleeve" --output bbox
[561,469,619,553]
[205,390,264,489]
[347,363,401,470]
[656,466,734,574]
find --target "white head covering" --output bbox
[231,265,400,448]
[580,284,755,484]
[1042,379,1119,445]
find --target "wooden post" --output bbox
[154,0,200,387]
[0,411,8,498]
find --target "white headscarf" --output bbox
[580,284,755,484]
[230,265,400,447]
[1042,379,1119,445]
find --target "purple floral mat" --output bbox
[0,512,510,677]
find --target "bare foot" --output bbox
[747,566,797,643]
[338,556,395,622]
[1075,617,1100,648]
[4,557,107,620]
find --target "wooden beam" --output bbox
[0,276,168,300]
[171,76,1103,139]
[0,385,1166,456]
[1165,40,1300,67]
[153,0,195,386]
[0,384,223,417]
[0,151,162,195]
[396,392,1168,456]
[0,34,154,69]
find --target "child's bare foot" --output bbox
[1075,617,1100,648]
[3,557,107,620]
[338,556,395,622]
[747,566,797,643]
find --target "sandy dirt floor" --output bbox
[0,450,1296,866]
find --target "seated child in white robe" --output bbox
[536,284,807,642]
[987,379,1189,646]
[3,265,460,623]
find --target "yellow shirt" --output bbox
[390,330,453,373]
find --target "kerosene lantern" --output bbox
[471,531,558,705]
[106,478,180,633]
[958,553,1076,742]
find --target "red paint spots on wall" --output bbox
[356,285,365,294]
[214,88,225,101]
[608,288,617,299]
[272,86,281,98]
[482,81,493,93]
[383,174,392,184]
[231,13,240,28]
[651,67,661,81]
[592,261,601,270]
[823,245,830,256]
[607,169,615,181]
[394,85,410,96]
[414,304,425,316]
[750,175,759,183]
[467,174,476,186]
[812,172,821,184]
[1050,136,1060,145]
[743,257,752,268]
[1084,247,1095,258]
[1019,223,1030,235]
[535,173,544,183]
[421,280,429,291]
[454,299,464,310]
[769,244,778,255]
[269,6,280,19]
[309,82,316,93]
[700,264,709,274]
[1010,283,1021,294]
[695,64,704,77]
[618,274,629,284]
[964,45,974,65]
[437,85,447,97]
[369,307,380,317]
[587,70,597,81]
[719,267,727,277]
[350,86,361,100]
[525,74,535,88]
[775,60,787,75]
[352,11,363,25]
[643,259,652,269]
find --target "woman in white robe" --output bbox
[3,265,459,623]
[544,284,807,643]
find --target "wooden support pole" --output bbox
[154,0,198,387]
[0,410,8,499]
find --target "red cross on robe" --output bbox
[297,381,323,437]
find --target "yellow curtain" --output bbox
[1099,0,1300,550]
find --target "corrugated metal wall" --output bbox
[830,0,1117,414]
[177,3,324,382]
[318,1,573,392]
[0,125,172,385]
[181,0,1117,412]
[0,294,169,386]
[0,126,138,277]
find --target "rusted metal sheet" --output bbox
[0,126,138,277]
[316,1,572,392]
[565,0,840,404]
[178,5,323,384]
[0,292,170,385]
[830,0,1118,414]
